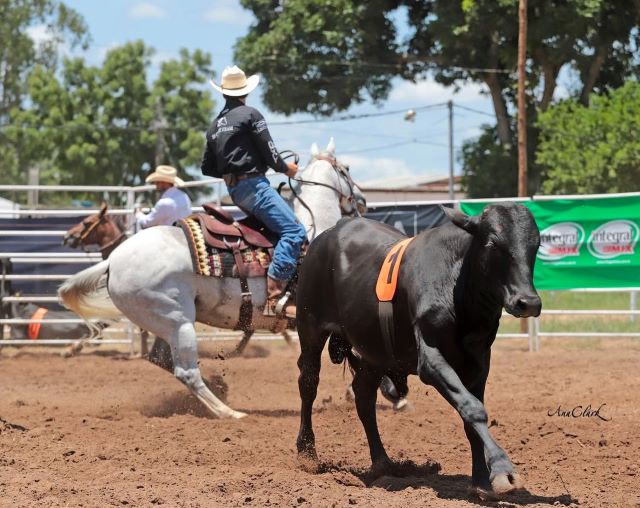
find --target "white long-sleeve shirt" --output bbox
[136,186,192,229]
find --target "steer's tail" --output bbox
[58,260,122,334]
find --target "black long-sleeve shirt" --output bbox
[201,98,289,178]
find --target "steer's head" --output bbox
[444,203,542,318]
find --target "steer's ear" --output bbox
[441,206,479,234]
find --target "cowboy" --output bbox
[136,165,192,229]
[201,65,306,318]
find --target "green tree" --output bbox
[7,41,215,204]
[0,0,88,184]
[537,81,640,195]
[236,0,640,196]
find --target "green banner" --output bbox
[460,196,640,290]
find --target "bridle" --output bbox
[67,213,127,257]
[286,152,364,239]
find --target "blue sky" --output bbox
[58,0,496,185]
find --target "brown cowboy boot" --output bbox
[265,276,296,319]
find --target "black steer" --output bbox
[295,202,541,498]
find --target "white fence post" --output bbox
[527,317,534,352]
[631,290,637,324]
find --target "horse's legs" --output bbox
[148,336,174,372]
[140,329,149,357]
[350,355,391,471]
[282,329,296,349]
[227,329,254,357]
[170,319,246,419]
[296,329,328,461]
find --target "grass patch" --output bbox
[498,290,639,335]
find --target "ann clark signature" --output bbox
[547,403,611,422]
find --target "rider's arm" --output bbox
[136,198,175,229]
[200,129,219,177]
[249,110,289,174]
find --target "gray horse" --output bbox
[59,140,365,419]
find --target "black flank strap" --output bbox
[378,301,396,362]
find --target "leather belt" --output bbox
[223,172,263,187]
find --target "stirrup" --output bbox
[263,291,292,317]
[274,291,291,315]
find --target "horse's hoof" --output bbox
[230,410,248,419]
[469,485,500,501]
[491,471,524,494]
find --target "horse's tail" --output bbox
[58,260,122,328]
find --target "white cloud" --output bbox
[339,154,421,182]
[203,2,252,26]
[129,2,166,19]
[390,79,488,104]
[26,24,53,46]
[27,23,73,58]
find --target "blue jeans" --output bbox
[228,176,307,281]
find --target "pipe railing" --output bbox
[2,185,640,351]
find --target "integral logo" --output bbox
[587,220,639,259]
[538,222,585,261]
[217,117,228,128]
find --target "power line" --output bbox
[260,55,513,74]
[341,140,416,154]
[270,102,447,125]
[454,104,495,118]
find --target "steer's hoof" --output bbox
[393,398,414,412]
[345,385,355,402]
[297,451,320,473]
[226,410,247,419]
[491,471,524,494]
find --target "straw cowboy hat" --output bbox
[145,165,185,186]
[210,65,260,97]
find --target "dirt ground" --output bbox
[1,338,639,508]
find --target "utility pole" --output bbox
[518,0,529,336]
[153,99,168,167]
[27,167,39,208]
[447,100,454,200]
[517,0,528,197]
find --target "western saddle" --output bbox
[178,203,282,332]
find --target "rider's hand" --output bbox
[286,162,298,178]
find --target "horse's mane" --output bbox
[108,213,128,232]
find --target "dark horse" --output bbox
[295,203,542,498]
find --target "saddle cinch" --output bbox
[178,203,281,331]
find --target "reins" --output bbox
[76,214,129,257]
[288,154,363,239]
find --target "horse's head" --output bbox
[302,137,367,216]
[63,203,124,253]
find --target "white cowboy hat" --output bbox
[145,165,185,186]
[210,65,260,96]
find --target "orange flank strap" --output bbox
[375,237,415,302]
[27,307,48,340]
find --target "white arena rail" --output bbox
[1,183,639,352]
